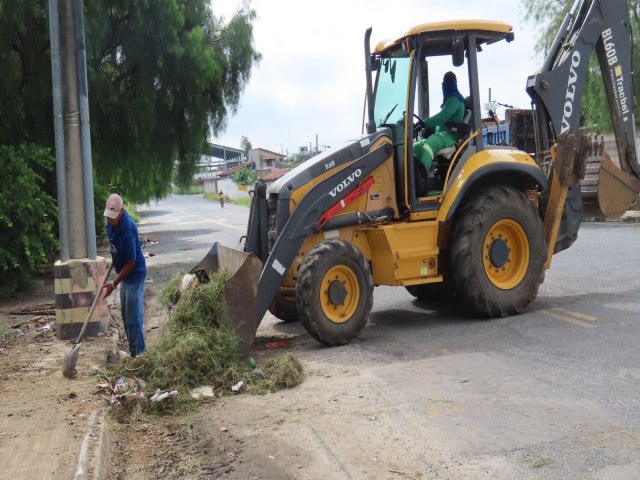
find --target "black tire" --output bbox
[296,240,374,345]
[268,294,300,323]
[449,185,546,317]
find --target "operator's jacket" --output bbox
[413,96,465,170]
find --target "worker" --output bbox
[219,190,224,208]
[413,71,465,170]
[103,193,147,357]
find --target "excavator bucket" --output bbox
[190,243,262,352]
[582,153,640,219]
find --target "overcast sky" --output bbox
[213,0,544,155]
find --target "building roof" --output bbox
[217,161,252,177]
[260,168,291,182]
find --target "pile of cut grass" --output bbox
[110,270,304,418]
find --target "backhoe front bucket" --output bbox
[190,243,262,352]
[581,153,640,219]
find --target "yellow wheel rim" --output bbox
[483,219,529,290]
[321,265,360,323]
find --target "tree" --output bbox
[522,0,640,132]
[0,145,58,288]
[232,167,259,185]
[0,0,261,203]
[240,136,252,157]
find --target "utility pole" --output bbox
[49,0,107,340]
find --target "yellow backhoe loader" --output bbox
[193,0,640,350]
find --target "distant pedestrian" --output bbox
[103,193,146,357]
[219,190,225,208]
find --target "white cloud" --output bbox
[213,0,544,153]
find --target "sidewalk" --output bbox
[0,312,116,479]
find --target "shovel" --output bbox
[62,263,114,378]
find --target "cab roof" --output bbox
[373,19,513,54]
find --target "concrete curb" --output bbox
[74,409,110,480]
[92,412,110,480]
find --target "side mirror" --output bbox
[452,37,465,67]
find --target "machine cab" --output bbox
[366,21,515,215]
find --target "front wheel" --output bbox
[449,185,546,317]
[296,240,373,345]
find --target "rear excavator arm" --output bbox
[527,0,640,258]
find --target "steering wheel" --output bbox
[412,113,428,138]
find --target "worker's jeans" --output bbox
[120,278,146,357]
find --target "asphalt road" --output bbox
[138,194,640,479]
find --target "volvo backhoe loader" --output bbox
[194,0,640,351]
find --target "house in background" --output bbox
[204,164,291,199]
[248,148,286,170]
[203,146,289,200]
[203,162,252,199]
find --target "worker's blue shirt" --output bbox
[106,210,146,284]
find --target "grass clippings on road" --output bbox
[108,271,304,421]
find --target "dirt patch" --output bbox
[0,277,115,478]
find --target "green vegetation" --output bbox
[110,271,304,420]
[203,193,251,207]
[0,0,261,202]
[0,328,18,341]
[126,273,240,391]
[0,145,58,291]
[232,167,260,185]
[232,198,252,207]
[240,136,253,157]
[173,184,205,195]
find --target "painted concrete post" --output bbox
[54,257,109,340]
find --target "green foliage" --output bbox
[118,270,238,391]
[173,184,205,195]
[245,353,305,395]
[160,272,184,308]
[232,167,259,185]
[0,145,58,287]
[522,0,640,132]
[109,270,304,420]
[232,197,251,207]
[0,3,53,148]
[240,136,252,156]
[0,0,261,203]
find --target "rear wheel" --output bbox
[268,293,299,323]
[449,185,546,317]
[297,240,373,345]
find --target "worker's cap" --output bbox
[443,71,457,85]
[104,193,124,219]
